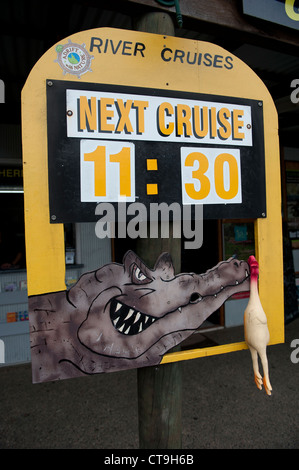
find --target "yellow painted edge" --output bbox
[253,97,284,346]
[161,342,249,364]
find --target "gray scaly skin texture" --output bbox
[29,251,250,383]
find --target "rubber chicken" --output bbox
[244,255,272,396]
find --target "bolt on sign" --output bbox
[22,28,284,383]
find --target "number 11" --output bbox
[81,141,135,202]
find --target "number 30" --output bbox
[182,148,241,204]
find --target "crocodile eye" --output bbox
[135,267,146,281]
[132,264,152,285]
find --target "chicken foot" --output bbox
[248,345,272,396]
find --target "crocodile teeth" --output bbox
[134,312,141,323]
[124,309,135,321]
[110,299,157,336]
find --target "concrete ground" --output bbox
[0,317,298,449]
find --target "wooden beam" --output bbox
[127,0,299,52]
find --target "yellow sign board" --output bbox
[22,28,284,380]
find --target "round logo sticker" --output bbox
[54,39,94,79]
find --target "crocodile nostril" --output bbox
[190,292,201,303]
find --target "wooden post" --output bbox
[135,11,183,449]
[134,11,176,35]
[137,354,182,449]
[136,239,182,450]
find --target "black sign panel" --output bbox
[47,79,266,223]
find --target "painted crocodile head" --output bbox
[75,250,250,362]
[29,250,250,381]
